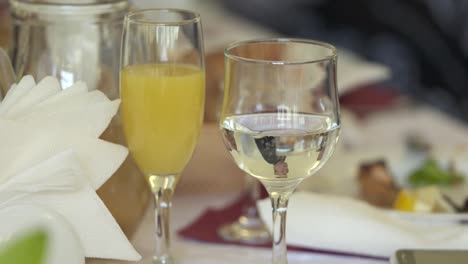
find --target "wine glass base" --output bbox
[218,217,271,245]
[153,255,173,264]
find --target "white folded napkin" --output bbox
[258,192,468,258]
[0,76,141,261]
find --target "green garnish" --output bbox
[409,159,465,186]
[0,230,48,264]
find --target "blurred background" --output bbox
[1,0,468,196]
[222,0,468,123]
[2,0,468,255]
[2,0,465,121]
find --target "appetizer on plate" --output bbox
[358,157,467,214]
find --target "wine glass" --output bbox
[218,173,270,244]
[216,79,270,244]
[220,39,340,264]
[120,9,205,264]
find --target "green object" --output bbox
[409,159,465,186]
[0,230,48,264]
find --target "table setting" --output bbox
[1,1,468,264]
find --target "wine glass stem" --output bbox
[244,174,261,216]
[270,191,291,264]
[149,175,177,264]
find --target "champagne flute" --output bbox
[120,9,204,264]
[220,39,340,264]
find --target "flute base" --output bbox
[218,216,271,245]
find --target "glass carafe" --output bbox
[9,0,150,237]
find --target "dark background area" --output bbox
[222,0,468,123]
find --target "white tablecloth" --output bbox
[115,104,468,264]
[90,193,386,264]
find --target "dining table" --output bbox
[87,124,389,264]
[89,191,387,264]
[88,97,468,264]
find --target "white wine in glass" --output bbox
[222,113,339,181]
[120,9,205,264]
[220,39,340,264]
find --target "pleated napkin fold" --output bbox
[0,76,141,261]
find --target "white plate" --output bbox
[299,145,468,221]
[0,204,84,264]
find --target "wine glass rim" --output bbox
[125,8,200,25]
[224,38,337,65]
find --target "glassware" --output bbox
[9,0,150,237]
[218,173,271,244]
[0,47,16,99]
[216,81,270,244]
[9,0,128,96]
[220,39,340,264]
[120,9,205,264]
